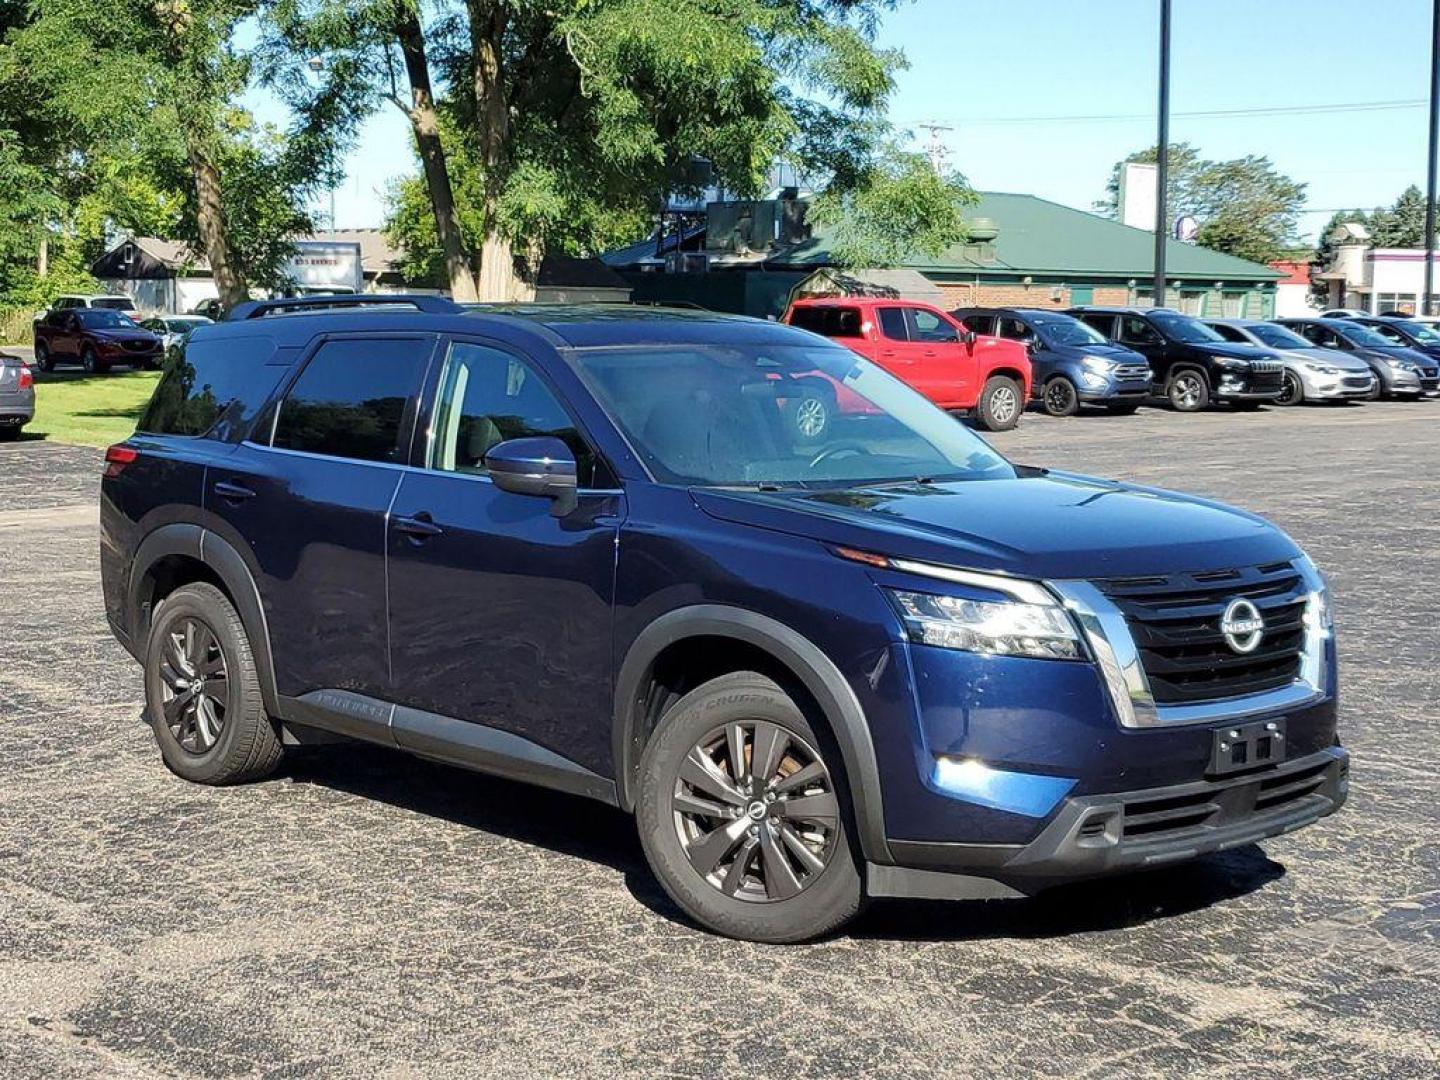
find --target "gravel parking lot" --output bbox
[2,401,1437,1078]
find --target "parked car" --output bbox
[1069,306,1284,411]
[952,307,1152,416]
[1349,316,1440,374]
[1319,308,1369,319]
[37,294,139,317]
[1277,317,1438,398]
[101,296,1347,943]
[33,307,163,373]
[0,352,34,439]
[784,297,1032,431]
[189,298,225,321]
[1202,319,1377,405]
[139,314,214,353]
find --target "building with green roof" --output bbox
[604,191,1282,319]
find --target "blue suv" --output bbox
[101,297,1348,942]
[953,307,1153,416]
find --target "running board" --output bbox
[280,689,618,807]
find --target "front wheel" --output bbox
[81,345,109,375]
[1277,371,1304,406]
[1167,369,1210,412]
[1041,376,1079,417]
[975,375,1023,431]
[635,671,864,943]
[144,582,284,785]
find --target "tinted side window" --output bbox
[789,306,862,339]
[1120,316,1161,345]
[273,338,429,462]
[959,314,996,335]
[429,342,595,486]
[998,317,1032,341]
[877,308,909,341]
[138,335,286,439]
[1077,313,1115,338]
[908,308,959,343]
[1210,324,1247,343]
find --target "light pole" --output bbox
[1425,0,1439,315]
[307,55,338,231]
[1152,0,1172,307]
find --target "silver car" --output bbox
[0,352,35,440]
[1203,319,1376,405]
[139,314,213,353]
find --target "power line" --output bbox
[896,98,1426,129]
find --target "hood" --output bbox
[693,471,1299,581]
[1059,342,1146,363]
[1202,342,1282,364]
[1277,346,1373,372]
[91,328,159,344]
[1364,345,1432,365]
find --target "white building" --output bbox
[1316,222,1440,315]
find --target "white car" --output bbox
[138,314,214,352]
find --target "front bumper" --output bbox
[870,746,1348,899]
[1302,371,1376,399]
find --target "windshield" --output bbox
[1340,324,1397,348]
[1151,313,1225,344]
[572,343,1015,488]
[1247,324,1309,349]
[76,309,138,329]
[1388,319,1440,343]
[1032,315,1108,347]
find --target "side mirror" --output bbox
[484,436,578,516]
[962,329,977,346]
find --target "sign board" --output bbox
[280,242,364,295]
[1118,162,1158,232]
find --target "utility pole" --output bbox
[917,123,955,174]
[1425,0,1439,315]
[1152,0,1172,307]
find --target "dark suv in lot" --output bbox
[101,297,1347,942]
[1069,306,1285,411]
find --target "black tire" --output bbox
[635,671,865,943]
[144,582,283,785]
[1103,400,1142,416]
[975,375,1023,431]
[1364,374,1383,401]
[80,345,109,375]
[1231,400,1264,411]
[0,426,19,442]
[1041,376,1079,417]
[1166,368,1210,412]
[34,341,53,373]
[783,385,835,445]
[1277,370,1304,406]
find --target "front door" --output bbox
[385,339,623,777]
[905,306,973,407]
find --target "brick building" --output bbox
[605,191,1281,319]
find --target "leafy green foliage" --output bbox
[809,147,975,267]
[1098,142,1307,264]
[1368,185,1437,249]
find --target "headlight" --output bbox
[889,589,1082,660]
[1211,355,1248,370]
[1388,357,1418,371]
[1081,356,1115,374]
[1303,362,1340,375]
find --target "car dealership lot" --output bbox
[1,403,1437,1078]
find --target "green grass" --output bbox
[23,370,162,448]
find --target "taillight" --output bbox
[104,443,138,479]
[18,365,32,390]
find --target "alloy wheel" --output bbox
[1044,380,1076,416]
[794,396,828,439]
[990,385,1019,425]
[158,617,229,753]
[672,720,839,903]
[1278,372,1301,405]
[1172,374,1203,409]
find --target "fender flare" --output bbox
[127,523,280,716]
[611,605,892,865]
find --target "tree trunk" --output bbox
[467,1,518,302]
[395,5,478,302]
[37,235,48,279]
[185,132,248,311]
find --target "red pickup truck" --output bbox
[784,297,1032,430]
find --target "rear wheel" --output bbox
[144,582,284,785]
[1167,369,1210,412]
[976,375,1023,431]
[1041,376,1079,417]
[1277,370,1304,405]
[635,671,864,943]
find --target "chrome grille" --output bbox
[1342,375,1373,388]
[1097,561,1307,704]
[1112,363,1152,381]
[1248,360,1282,374]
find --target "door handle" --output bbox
[394,513,444,539]
[213,479,255,502]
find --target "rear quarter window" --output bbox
[138,334,283,440]
[789,306,863,338]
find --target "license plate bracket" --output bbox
[1208,718,1286,776]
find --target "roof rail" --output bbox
[225,294,461,321]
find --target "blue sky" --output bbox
[258,0,1434,241]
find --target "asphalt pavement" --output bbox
[0,399,1436,1078]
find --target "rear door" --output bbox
[206,333,438,701]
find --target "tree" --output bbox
[1368,185,1436,248]
[267,0,960,300]
[1098,143,1307,264]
